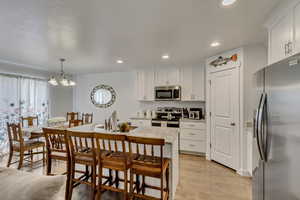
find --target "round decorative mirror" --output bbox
[90,85,116,108]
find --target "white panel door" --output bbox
[294,2,300,54]
[269,13,293,64]
[210,67,239,170]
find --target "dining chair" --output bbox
[82,113,93,124]
[69,119,83,128]
[67,112,79,121]
[67,131,97,200]
[43,128,71,200]
[127,136,170,200]
[21,116,39,128]
[94,133,129,200]
[7,122,45,169]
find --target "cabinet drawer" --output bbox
[180,139,206,153]
[180,122,205,129]
[180,129,206,141]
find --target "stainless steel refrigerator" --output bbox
[253,53,300,200]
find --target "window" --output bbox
[0,74,49,156]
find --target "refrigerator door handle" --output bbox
[256,93,267,162]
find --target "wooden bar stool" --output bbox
[94,133,130,200]
[7,122,45,169]
[67,112,79,121]
[127,136,170,200]
[43,128,71,200]
[21,116,39,128]
[67,131,97,200]
[69,119,83,128]
[82,113,93,124]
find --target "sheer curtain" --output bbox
[0,75,49,156]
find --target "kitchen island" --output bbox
[68,124,179,200]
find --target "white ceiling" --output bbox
[0,0,280,74]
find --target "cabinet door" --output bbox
[180,66,205,101]
[192,65,205,101]
[144,70,155,101]
[167,67,180,85]
[136,71,145,101]
[154,67,180,86]
[180,67,193,101]
[294,2,300,54]
[269,13,293,64]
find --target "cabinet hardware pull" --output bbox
[285,43,288,56]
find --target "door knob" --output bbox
[230,122,236,126]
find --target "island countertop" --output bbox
[68,124,179,144]
[68,124,179,200]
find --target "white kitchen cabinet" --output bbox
[136,69,155,101]
[266,1,300,65]
[180,121,206,154]
[130,119,151,127]
[180,66,205,101]
[268,13,293,65]
[154,67,180,86]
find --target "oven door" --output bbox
[155,89,173,100]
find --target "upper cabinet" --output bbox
[136,69,155,101]
[180,65,205,101]
[267,0,300,65]
[135,65,205,101]
[154,67,180,86]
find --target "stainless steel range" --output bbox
[151,107,182,128]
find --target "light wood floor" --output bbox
[0,154,252,200]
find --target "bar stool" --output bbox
[67,112,79,121]
[69,119,83,128]
[127,136,170,200]
[43,128,70,200]
[67,131,97,200]
[82,113,93,124]
[95,133,130,200]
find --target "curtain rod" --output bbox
[0,72,47,82]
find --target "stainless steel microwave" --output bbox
[155,86,181,101]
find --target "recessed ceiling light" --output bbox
[162,54,170,60]
[116,60,124,64]
[222,0,237,6]
[211,42,220,47]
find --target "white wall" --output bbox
[243,44,267,175]
[49,86,73,117]
[73,71,204,123]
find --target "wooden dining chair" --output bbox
[67,112,79,121]
[127,136,170,200]
[95,133,129,200]
[21,116,39,128]
[82,113,93,124]
[43,128,70,200]
[69,119,83,128]
[67,131,97,200]
[7,122,45,169]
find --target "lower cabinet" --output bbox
[130,119,151,127]
[180,121,206,154]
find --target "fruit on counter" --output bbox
[119,122,130,132]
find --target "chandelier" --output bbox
[48,58,76,86]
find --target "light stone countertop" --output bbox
[68,124,179,144]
